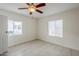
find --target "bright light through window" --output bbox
[8,20,22,36]
[48,20,63,38]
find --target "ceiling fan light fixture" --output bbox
[28,8,35,12]
[28,5,36,12]
[18,3,46,15]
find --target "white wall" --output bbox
[0,9,37,47]
[0,7,79,51]
[38,8,79,51]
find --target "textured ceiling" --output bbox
[0,3,79,18]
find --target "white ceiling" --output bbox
[0,3,79,18]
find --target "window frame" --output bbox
[8,20,22,36]
[48,19,63,38]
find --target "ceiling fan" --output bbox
[18,3,46,15]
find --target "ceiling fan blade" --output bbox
[18,8,28,9]
[29,12,32,15]
[31,3,34,5]
[26,3,30,5]
[26,3,34,5]
[36,9,43,14]
[36,3,46,8]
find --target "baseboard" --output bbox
[8,38,79,52]
[8,39,37,48]
[39,39,79,52]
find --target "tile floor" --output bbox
[2,40,79,56]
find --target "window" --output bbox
[8,20,22,36]
[48,20,63,38]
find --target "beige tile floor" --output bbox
[3,40,79,56]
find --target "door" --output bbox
[0,15,8,54]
